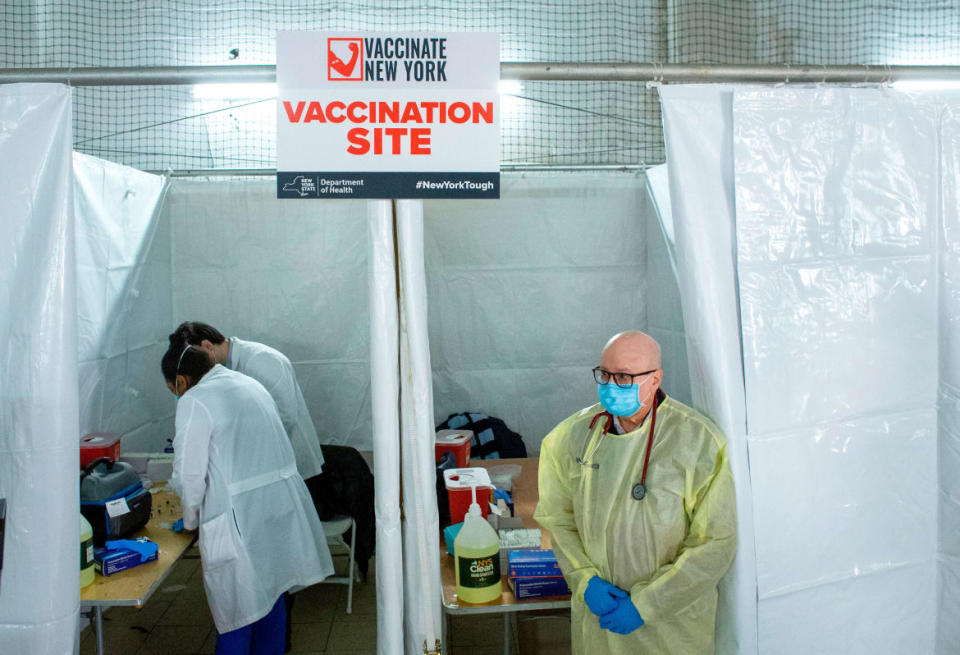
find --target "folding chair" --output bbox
[320,515,359,613]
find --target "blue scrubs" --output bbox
[215,595,286,655]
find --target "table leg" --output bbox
[503,612,510,655]
[442,611,450,655]
[94,606,105,655]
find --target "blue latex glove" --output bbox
[584,576,628,617]
[598,595,645,635]
[171,518,184,533]
[493,488,513,504]
[104,538,159,563]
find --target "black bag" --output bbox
[80,457,152,547]
[304,445,376,580]
[437,412,527,460]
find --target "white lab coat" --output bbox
[170,365,335,633]
[227,337,326,480]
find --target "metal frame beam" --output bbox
[147,164,646,177]
[3,62,960,85]
[8,62,955,175]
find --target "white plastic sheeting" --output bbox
[0,84,79,654]
[367,200,404,655]
[397,201,443,655]
[734,88,939,655]
[658,86,757,655]
[935,97,960,654]
[165,180,372,448]
[644,166,692,408]
[368,201,441,655]
[162,174,689,455]
[644,164,677,276]
[425,173,691,453]
[660,84,960,654]
[74,153,171,452]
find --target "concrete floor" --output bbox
[79,548,571,654]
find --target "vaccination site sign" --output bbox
[276,31,500,199]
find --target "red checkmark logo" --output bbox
[328,38,362,81]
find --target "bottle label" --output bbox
[458,553,501,589]
[81,537,95,569]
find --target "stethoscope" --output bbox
[576,390,659,501]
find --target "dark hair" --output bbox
[169,321,226,351]
[161,345,214,384]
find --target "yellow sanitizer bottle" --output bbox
[80,513,95,589]
[454,492,502,604]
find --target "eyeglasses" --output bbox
[592,366,657,389]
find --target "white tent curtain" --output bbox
[165,179,371,450]
[734,87,938,654]
[369,200,443,655]
[73,152,171,452]
[423,174,682,453]
[368,200,405,654]
[164,173,687,455]
[0,83,79,655]
[660,84,960,654]
[644,164,678,280]
[657,85,757,655]
[937,99,960,652]
[397,200,443,655]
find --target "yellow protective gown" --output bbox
[534,396,736,655]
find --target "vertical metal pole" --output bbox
[94,606,105,655]
[347,518,356,614]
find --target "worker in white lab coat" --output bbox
[169,321,326,481]
[162,345,334,654]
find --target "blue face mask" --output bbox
[597,383,644,417]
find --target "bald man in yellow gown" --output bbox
[535,331,736,655]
